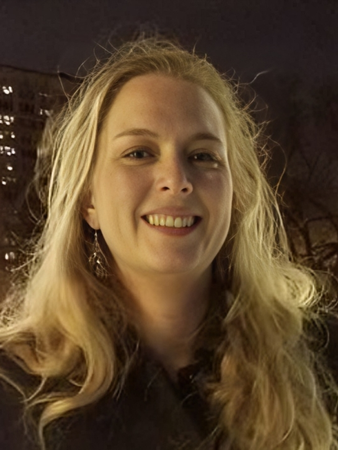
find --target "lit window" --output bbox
[4,252,16,261]
[1,176,16,185]
[0,115,14,125]
[39,109,51,116]
[2,86,13,94]
[0,146,14,155]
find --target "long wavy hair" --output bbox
[1,35,338,450]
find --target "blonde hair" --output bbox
[1,35,337,449]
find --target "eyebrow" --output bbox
[113,128,223,144]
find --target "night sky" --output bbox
[0,0,337,81]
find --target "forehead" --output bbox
[102,74,226,140]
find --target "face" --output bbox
[84,74,233,283]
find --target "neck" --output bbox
[117,267,213,375]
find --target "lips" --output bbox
[142,207,201,216]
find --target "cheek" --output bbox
[202,170,232,204]
[95,168,151,223]
[205,172,233,232]
[113,168,151,205]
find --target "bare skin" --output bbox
[117,262,213,379]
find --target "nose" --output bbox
[156,153,193,195]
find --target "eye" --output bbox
[191,152,215,161]
[124,149,152,159]
[191,152,222,165]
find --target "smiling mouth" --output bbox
[142,215,201,228]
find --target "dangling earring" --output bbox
[88,230,108,280]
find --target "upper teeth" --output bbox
[145,215,196,228]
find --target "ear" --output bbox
[82,190,100,230]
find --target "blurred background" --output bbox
[0,0,337,298]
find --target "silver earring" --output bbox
[88,230,108,280]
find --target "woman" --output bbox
[0,36,337,450]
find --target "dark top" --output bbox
[0,346,220,450]
[0,313,338,450]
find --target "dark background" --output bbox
[0,0,338,293]
[0,0,337,80]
